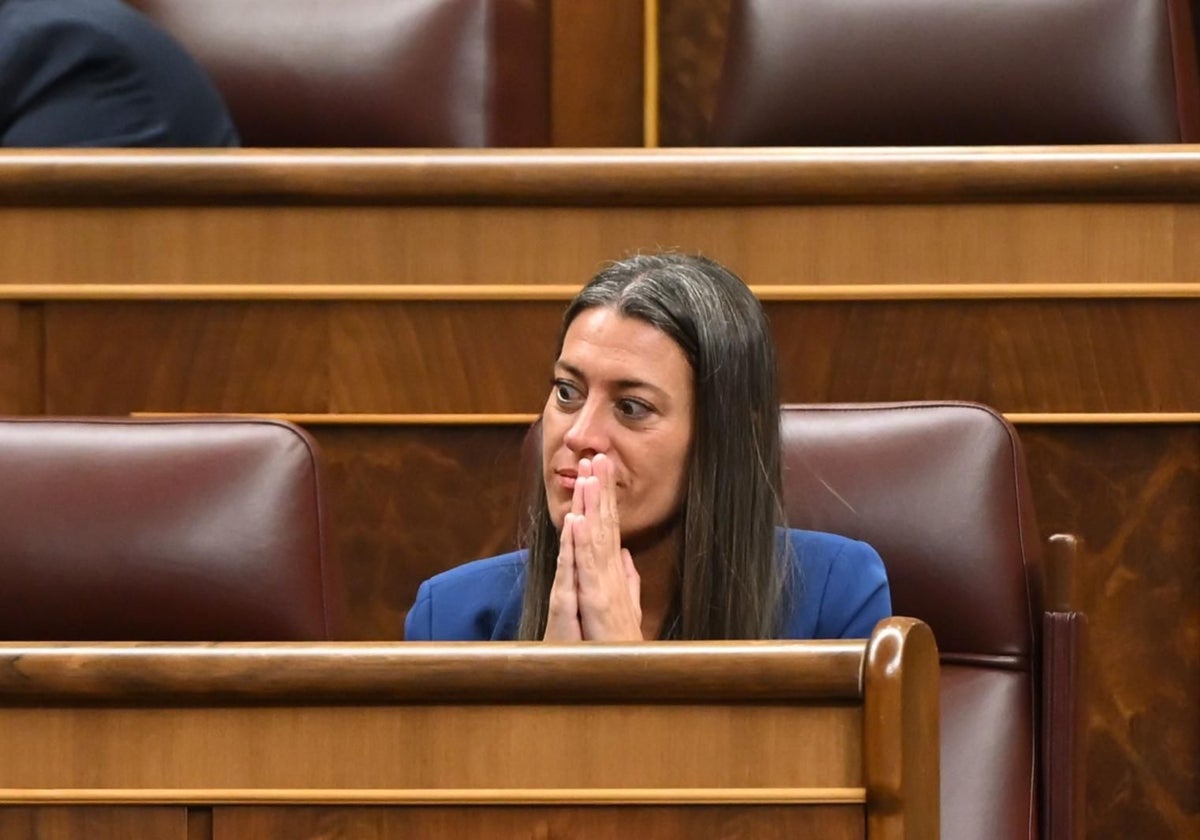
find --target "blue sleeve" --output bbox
[817,539,892,638]
[403,580,433,641]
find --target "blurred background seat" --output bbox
[710,0,1199,145]
[127,0,550,146]
[0,417,341,640]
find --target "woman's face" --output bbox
[542,307,695,541]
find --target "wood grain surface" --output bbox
[210,804,863,840]
[33,299,1200,416]
[550,0,644,147]
[0,642,864,703]
[659,0,731,145]
[0,702,859,790]
[1021,425,1200,840]
[5,148,1200,205]
[0,807,185,840]
[4,202,1199,288]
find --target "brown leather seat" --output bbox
[126,0,550,146]
[711,0,1200,145]
[0,418,341,640]
[781,402,1084,840]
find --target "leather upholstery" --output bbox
[712,0,1200,145]
[0,418,340,640]
[781,402,1044,839]
[126,0,550,146]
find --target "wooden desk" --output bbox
[0,618,937,840]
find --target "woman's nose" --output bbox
[563,401,609,455]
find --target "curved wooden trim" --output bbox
[130,412,543,426]
[863,617,940,839]
[0,284,582,302]
[3,282,1199,302]
[4,147,1200,205]
[1005,413,1200,425]
[0,787,867,805]
[128,412,1200,427]
[0,641,865,703]
[754,284,1200,301]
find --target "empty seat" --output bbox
[711,0,1200,145]
[0,417,341,640]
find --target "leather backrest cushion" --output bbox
[940,665,1038,840]
[0,418,337,640]
[781,402,1042,659]
[712,0,1198,145]
[127,0,550,146]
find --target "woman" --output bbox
[405,253,890,641]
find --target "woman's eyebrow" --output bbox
[554,360,587,381]
[555,360,668,399]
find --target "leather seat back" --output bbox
[712,0,1200,145]
[0,418,340,640]
[128,0,550,146]
[780,402,1044,839]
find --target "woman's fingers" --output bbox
[593,453,620,548]
[622,548,641,624]
[571,457,589,518]
[573,454,642,641]
[544,512,582,641]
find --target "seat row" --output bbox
[137,0,1197,146]
[0,404,1084,840]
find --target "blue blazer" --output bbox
[405,529,891,641]
[0,0,239,147]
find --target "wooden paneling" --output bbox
[659,0,731,145]
[0,807,186,840]
[550,0,644,146]
[1022,425,1200,840]
[0,304,17,412]
[0,303,41,414]
[187,808,212,840]
[41,299,1200,416]
[212,804,863,840]
[316,424,527,639]
[41,301,558,415]
[0,704,859,790]
[5,202,1200,287]
[771,299,1200,412]
[41,302,333,414]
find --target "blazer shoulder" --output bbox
[423,551,526,594]
[781,528,892,639]
[405,552,525,641]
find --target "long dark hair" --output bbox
[517,253,788,640]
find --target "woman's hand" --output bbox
[544,454,643,641]
[571,454,643,641]
[543,466,585,641]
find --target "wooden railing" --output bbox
[0,617,938,840]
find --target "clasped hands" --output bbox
[544,453,643,641]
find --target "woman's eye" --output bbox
[553,380,582,406]
[615,399,652,421]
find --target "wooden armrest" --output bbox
[1042,534,1087,840]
